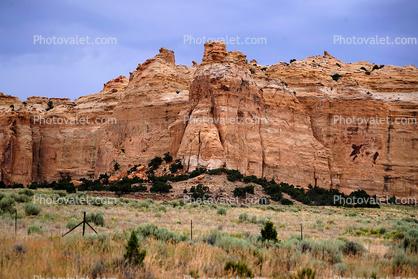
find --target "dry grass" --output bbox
[1,188,418,278]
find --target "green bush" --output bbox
[261,221,278,242]
[190,184,210,200]
[331,74,343,82]
[114,162,120,171]
[27,225,43,235]
[224,261,253,277]
[163,152,173,163]
[169,163,180,173]
[15,194,31,203]
[18,189,34,196]
[158,206,166,212]
[311,240,342,264]
[239,213,248,222]
[340,241,365,256]
[392,250,418,270]
[150,181,172,193]
[66,220,78,229]
[281,198,294,205]
[189,168,207,178]
[217,208,227,215]
[86,212,105,227]
[24,203,41,216]
[401,229,418,253]
[257,218,266,225]
[148,157,163,169]
[136,223,188,243]
[0,196,16,213]
[233,185,254,197]
[124,231,146,265]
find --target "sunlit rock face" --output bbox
[0,42,417,200]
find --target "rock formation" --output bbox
[0,43,417,200]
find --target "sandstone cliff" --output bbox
[0,42,417,199]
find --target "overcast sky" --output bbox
[0,0,417,101]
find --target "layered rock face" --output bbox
[0,42,417,200]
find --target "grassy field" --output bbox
[0,187,417,279]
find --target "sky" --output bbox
[0,0,417,101]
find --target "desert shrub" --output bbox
[402,217,418,224]
[257,218,266,225]
[86,211,105,227]
[190,184,210,200]
[114,162,120,171]
[0,196,16,213]
[189,168,207,178]
[15,212,24,219]
[15,194,31,203]
[233,185,254,197]
[148,157,163,169]
[378,227,387,234]
[91,260,106,278]
[239,213,248,222]
[136,223,188,243]
[250,216,257,223]
[333,263,347,275]
[224,261,253,277]
[66,220,78,229]
[340,241,365,256]
[392,249,418,270]
[207,230,253,250]
[169,163,180,173]
[27,225,43,235]
[311,240,342,264]
[154,212,162,218]
[150,181,172,193]
[158,206,166,212]
[400,229,418,253]
[124,231,146,265]
[217,208,227,215]
[170,200,180,208]
[290,59,296,63]
[331,74,343,82]
[18,189,34,196]
[24,203,41,216]
[163,152,173,163]
[2,212,12,219]
[290,267,316,279]
[261,221,278,242]
[226,170,244,182]
[281,198,294,205]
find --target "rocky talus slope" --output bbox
[0,42,417,199]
